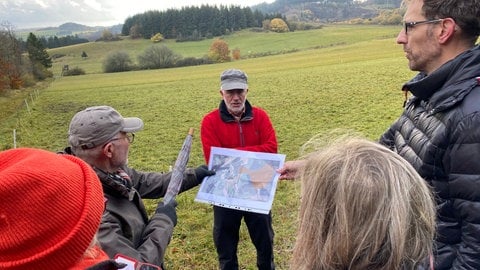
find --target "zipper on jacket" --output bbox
[238,121,245,147]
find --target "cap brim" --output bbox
[221,82,248,91]
[122,117,144,133]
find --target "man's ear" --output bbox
[102,143,114,158]
[438,18,457,44]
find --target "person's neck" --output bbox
[428,42,473,74]
[229,110,244,121]
[92,160,119,174]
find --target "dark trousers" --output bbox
[213,206,275,270]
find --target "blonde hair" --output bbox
[291,137,436,270]
[82,235,101,259]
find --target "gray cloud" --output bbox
[1,0,271,29]
[1,0,118,29]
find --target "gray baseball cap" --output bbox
[220,69,248,90]
[68,105,144,149]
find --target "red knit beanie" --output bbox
[0,148,104,270]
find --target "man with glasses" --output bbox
[279,0,480,269]
[63,105,214,268]
[382,0,480,269]
[201,69,278,270]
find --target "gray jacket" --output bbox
[95,166,200,267]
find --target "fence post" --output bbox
[25,99,30,114]
[13,129,17,149]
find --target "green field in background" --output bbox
[0,24,415,269]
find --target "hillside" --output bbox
[47,25,400,76]
[16,0,402,41]
[253,0,402,22]
[16,22,123,41]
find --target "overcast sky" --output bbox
[1,0,275,29]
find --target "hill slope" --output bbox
[253,0,401,22]
[48,25,400,75]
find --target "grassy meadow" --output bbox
[47,25,399,75]
[0,24,416,269]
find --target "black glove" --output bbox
[194,164,216,184]
[155,200,177,226]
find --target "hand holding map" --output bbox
[195,147,285,214]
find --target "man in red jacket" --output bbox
[201,69,278,270]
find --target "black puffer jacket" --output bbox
[380,45,480,270]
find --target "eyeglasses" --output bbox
[403,19,443,34]
[109,133,135,144]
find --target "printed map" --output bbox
[195,147,285,214]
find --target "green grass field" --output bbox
[47,25,399,75]
[0,24,415,269]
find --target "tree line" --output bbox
[0,5,287,92]
[121,5,286,40]
[37,35,89,49]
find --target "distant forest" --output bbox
[253,0,402,23]
[121,0,402,40]
[254,0,402,12]
[38,35,89,49]
[121,5,285,40]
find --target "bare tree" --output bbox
[0,21,24,90]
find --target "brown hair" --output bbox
[404,0,480,45]
[291,137,436,270]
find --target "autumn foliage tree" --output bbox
[150,33,164,43]
[232,48,241,60]
[208,39,231,63]
[270,18,289,33]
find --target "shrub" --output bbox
[250,27,268,33]
[262,20,271,31]
[371,9,404,25]
[129,24,143,39]
[232,48,241,60]
[51,53,66,59]
[31,62,53,80]
[289,22,323,31]
[176,56,213,67]
[20,73,36,87]
[63,66,86,76]
[9,76,23,89]
[96,30,121,42]
[137,45,180,69]
[103,51,133,73]
[0,74,8,92]
[175,30,205,42]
